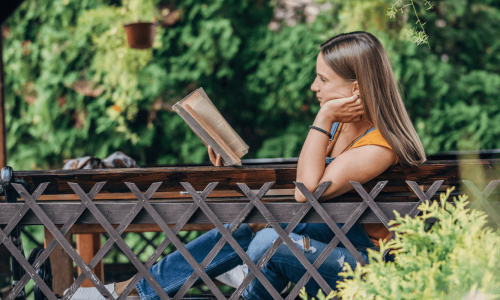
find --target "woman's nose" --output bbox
[311,78,320,92]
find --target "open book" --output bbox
[172,88,249,166]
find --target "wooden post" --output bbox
[44,226,74,296]
[76,233,104,287]
[0,25,10,291]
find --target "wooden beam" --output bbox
[44,226,73,296]
[76,233,104,287]
[1,202,423,225]
[71,223,215,234]
[0,25,6,168]
[11,160,500,196]
[0,26,9,293]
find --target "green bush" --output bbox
[300,188,500,300]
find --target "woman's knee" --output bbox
[247,228,280,262]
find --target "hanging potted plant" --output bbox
[122,0,160,49]
[124,20,158,49]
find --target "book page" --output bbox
[182,104,240,165]
[181,91,248,158]
[196,88,249,150]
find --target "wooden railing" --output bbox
[0,160,499,300]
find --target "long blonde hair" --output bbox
[321,31,426,167]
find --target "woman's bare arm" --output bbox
[295,94,396,202]
[295,145,396,202]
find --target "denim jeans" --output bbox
[135,223,375,300]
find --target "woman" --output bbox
[70,31,425,300]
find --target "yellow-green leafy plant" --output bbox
[299,287,336,300]
[304,188,500,299]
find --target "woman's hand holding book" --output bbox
[208,146,222,166]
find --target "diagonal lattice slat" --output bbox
[181,182,284,300]
[12,183,116,299]
[0,227,56,300]
[69,182,171,300]
[406,181,444,218]
[229,182,331,300]
[463,180,500,226]
[118,182,221,300]
[64,182,162,300]
[237,183,334,295]
[7,182,105,300]
[349,182,394,231]
[285,181,387,300]
[127,182,228,300]
[174,182,275,300]
[295,182,367,264]
[379,180,444,259]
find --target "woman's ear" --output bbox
[351,81,359,95]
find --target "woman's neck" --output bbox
[342,117,372,136]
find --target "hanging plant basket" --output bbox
[123,22,157,49]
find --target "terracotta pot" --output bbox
[123,22,157,49]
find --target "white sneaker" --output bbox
[63,283,135,300]
[216,264,291,293]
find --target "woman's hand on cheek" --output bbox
[318,93,364,124]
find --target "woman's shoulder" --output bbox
[351,128,392,150]
[351,128,398,164]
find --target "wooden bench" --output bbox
[0,159,499,300]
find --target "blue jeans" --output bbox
[135,223,375,300]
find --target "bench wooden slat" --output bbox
[3,202,423,225]
[11,159,500,196]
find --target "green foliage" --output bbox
[321,189,500,299]
[299,287,336,300]
[4,0,500,170]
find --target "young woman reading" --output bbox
[69,31,425,300]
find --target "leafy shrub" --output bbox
[301,188,500,299]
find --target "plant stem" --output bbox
[410,0,431,48]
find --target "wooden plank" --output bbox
[0,190,248,201]
[1,202,425,225]
[11,160,500,195]
[44,226,73,296]
[76,233,104,287]
[70,223,215,234]
[0,25,7,168]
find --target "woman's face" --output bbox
[311,52,357,107]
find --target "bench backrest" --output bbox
[10,159,500,199]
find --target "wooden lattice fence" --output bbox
[0,161,499,300]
